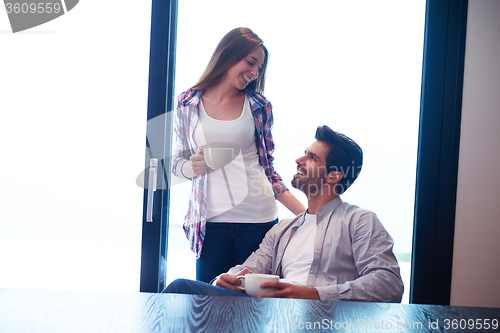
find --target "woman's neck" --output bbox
[204,81,243,103]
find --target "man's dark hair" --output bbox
[315,125,363,194]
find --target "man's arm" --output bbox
[258,282,320,300]
[317,212,404,303]
[316,269,403,302]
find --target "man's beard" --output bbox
[292,176,328,196]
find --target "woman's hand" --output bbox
[181,146,208,178]
[190,146,208,175]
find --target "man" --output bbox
[165,126,404,302]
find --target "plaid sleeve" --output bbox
[254,96,289,196]
[171,90,207,258]
[171,91,195,179]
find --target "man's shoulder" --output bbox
[329,200,381,226]
[339,201,375,215]
[333,201,391,238]
[318,198,375,216]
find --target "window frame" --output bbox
[140,0,469,304]
[410,0,468,305]
[139,0,178,293]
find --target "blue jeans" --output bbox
[196,221,276,283]
[163,278,249,297]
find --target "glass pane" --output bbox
[0,3,152,292]
[169,0,425,303]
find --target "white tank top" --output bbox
[193,95,277,222]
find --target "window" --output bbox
[166,0,427,304]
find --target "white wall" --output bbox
[451,0,500,308]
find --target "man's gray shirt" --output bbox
[227,197,404,302]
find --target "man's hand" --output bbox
[258,281,320,300]
[215,268,249,293]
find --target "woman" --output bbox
[172,27,305,283]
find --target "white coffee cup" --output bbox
[204,147,234,170]
[237,273,279,297]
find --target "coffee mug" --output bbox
[237,273,279,297]
[204,147,234,170]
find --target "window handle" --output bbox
[146,158,158,222]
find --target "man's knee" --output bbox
[162,278,191,294]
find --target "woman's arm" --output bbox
[276,191,306,215]
[172,90,207,179]
[248,91,305,216]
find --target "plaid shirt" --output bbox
[172,89,288,258]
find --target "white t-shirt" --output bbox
[280,213,317,286]
[193,95,277,222]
